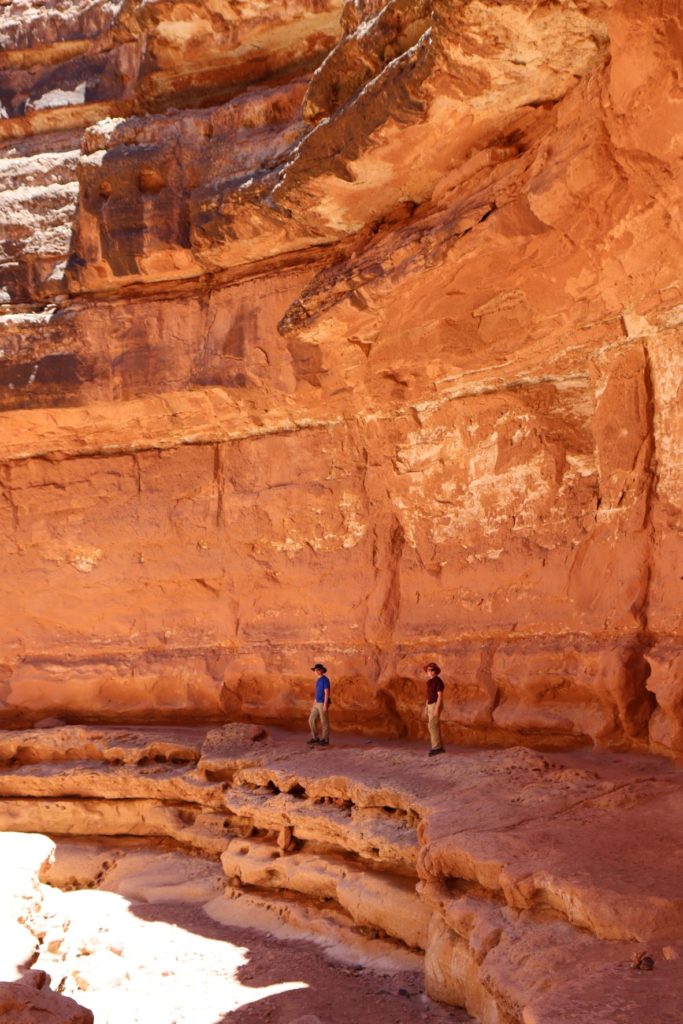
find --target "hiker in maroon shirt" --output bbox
[423,662,445,756]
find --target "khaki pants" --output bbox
[309,703,329,741]
[427,702,442,749]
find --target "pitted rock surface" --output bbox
[0,725,682,1022]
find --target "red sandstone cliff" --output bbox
[0,0,682,756]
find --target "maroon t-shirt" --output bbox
[426,676,444,704]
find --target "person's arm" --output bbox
[323,682,330,711]
[435,681,444,713]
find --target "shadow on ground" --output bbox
[131,900,466,1024]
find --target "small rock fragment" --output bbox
[631,950,655,971]
[277,825,294,850]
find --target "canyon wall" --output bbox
[1,0,682,755]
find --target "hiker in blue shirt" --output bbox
[307,663,331,746]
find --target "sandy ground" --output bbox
[36,882,467,1024]
[131,900,467,1024]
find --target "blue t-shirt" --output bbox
[315,675,330,703]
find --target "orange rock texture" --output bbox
[2,725,683,1022]
[1,0,682,754]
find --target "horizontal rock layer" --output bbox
[0,0,682,755]
[1,724,683,1022]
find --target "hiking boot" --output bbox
[428,747,445,757]
[307,738,319,745]
[318,739,329,746]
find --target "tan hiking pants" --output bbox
[427,702,442,749]
[309,703,329,741]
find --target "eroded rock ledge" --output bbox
[1,724,682,1022]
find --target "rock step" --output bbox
[0,724,206,765]
[221,834,428,950]
[1,726,683,1022]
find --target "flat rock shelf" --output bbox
[0,723,682,1023]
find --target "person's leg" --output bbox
[427,704,442,749]
[308,703,320,739]
[433,710,443,749]
[320,707,329,742]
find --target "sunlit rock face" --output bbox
[0,0,682,755]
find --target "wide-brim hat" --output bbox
[311,663,327,672]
